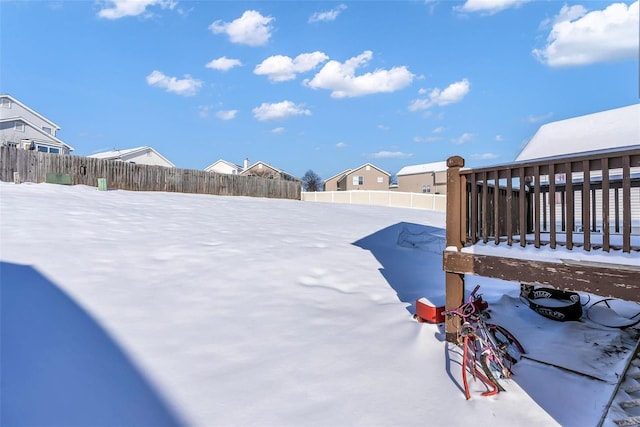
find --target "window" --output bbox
[377,177,383,183]
[14,122,25,132]
[422,185,431,193]
[366,165,371,171]
[0,98,11,108]
[353,175,364,185]
[42,126,52,134]
[35,145,60,154]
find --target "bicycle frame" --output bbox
[444,285,525,399]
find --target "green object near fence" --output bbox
[45,173,72,185]
[97,178,108,191]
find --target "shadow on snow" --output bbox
[0,261,184,427]
[352,221,446,315]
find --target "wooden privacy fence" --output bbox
[443,148,640,342]
[0,147,301,200]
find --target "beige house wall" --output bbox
[242,163,280,179]
[324,176,341,191]
[397,170,447,195]
[345,165,389,191]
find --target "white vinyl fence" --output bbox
[301,190,446,211]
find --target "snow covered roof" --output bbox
[516,104,640,162]
[396,161,448,176]
[88,146,175,167]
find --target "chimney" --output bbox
[244,158,249,170]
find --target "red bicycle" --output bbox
[444,285,526,399]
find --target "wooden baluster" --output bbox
[566,162,574,250]
[622,155,631,253]
[583,160,591,251]
[549,163,556,250]
[519,167,526,247]
[494,170,500,245]
[534,165,541,248]
[471,172,478,244]
[602,158,610,252]
[482,172,489,244]
[506,168,513,246]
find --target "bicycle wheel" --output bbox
[486,323,526,365]
[462,336,499,398]
[480,352,505,393]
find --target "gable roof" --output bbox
[0,94,60,130]
[88,146,175,167]
[349,162,391,176]
[516,103,640,162]
[0,117,74,151]
[323,168,352,183]
[396,161,448,176]
[241,160,300,181]
[204,159,243,171]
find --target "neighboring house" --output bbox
[88,146,175,168]
[0,94,74,154]
[516,103,640,162]
[204,159,244,175]
[323,168,352,191]
[323,163,390,191]
[396,160,448,194]
[240,160,299,182]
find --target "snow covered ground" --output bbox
[1,181,639,427]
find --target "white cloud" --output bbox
[304,51,414,98]
[533,1,639,67]
[254,52,329,82]
[526,112,553,123]
[433,126,446,133]
[216,110,238,120]
[146,70,202,96]
[309,4,347,23]
[252,101,311,121]
[336,142,347,148]
[495,135,504,142]
[97,0,177,19]
[451,133,476,145]
[367,151,414,159]
[270,127,285,134]
[413,136,442,143]
[206,56,243,71]
[470,152,499,160]
[455,0,530,15]
[198,105,212,118]
[209,10,274,46]
[377,125,390,131]
[408,79,470,111]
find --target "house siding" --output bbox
[119,149,173,167]
[345,165,389,191]
[397,170,447,194]
[243,163,281,180]
[0,95,59,136]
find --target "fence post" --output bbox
[444,155,465,343]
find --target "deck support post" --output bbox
[444,156,465,343]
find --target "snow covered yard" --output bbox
[1,182,639,427]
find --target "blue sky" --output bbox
[1,0,638,180]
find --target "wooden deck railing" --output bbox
[450,147,640,253]
[442,147,640,342]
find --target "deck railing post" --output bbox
[444,156,465,343]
